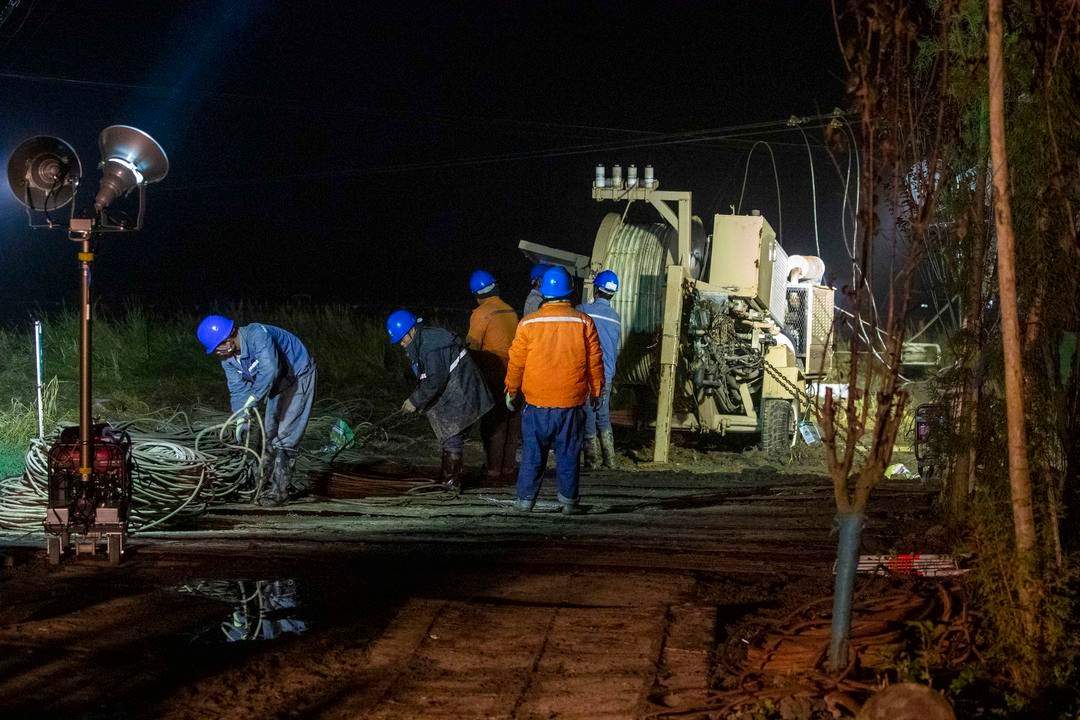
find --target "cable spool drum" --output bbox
[590,213,706,385]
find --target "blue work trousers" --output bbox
[516,404,584,506]
[583,387,612,438]
[265,367,317,457]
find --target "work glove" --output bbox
[233,395,257,443]
[505,392,517,412]
[401,398,417,414]
[234,416,249,444]
[590,395,601,411]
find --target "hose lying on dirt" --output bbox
[647,579,972,718]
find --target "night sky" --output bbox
[0,0,848,320]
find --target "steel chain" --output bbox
[762,357,856,446]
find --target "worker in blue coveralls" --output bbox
[576,270,622,469]
[197,315,317,506]
[387,309,493,489]
[523,262,550,317]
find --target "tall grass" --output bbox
[0,304,407,474]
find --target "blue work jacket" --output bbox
[576,297,621,385]
[523,288,543,317]
[222,323,314,413]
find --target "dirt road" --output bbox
[0,464,936,719]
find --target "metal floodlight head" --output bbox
[6,135,83,211]
[93,125,169,212]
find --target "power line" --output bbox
[0,0,23,35]
[160,115,842,191]
[0,65,848,193]
[0,69,664,140]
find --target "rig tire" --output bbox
[47,536,61,566]
[761,399,794,462]
[107,534,122,566]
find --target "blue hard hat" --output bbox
[469,269,497,295]
[529,263,551,284]
[197,315,234,354]
[540,266,573,299]
[386,309,418,344]
[594,269,620,293]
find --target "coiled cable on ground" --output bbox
[0,407,266,533]
[0,398,392,534]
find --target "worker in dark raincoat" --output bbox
[386,309,493,488]
[197,314,317,506]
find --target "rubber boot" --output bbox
[583,436,601,471]
[259,450,291,506]
[441,450,464,490]
[501,412,521,483]
[254,453,275,505]
[599,429,617,469]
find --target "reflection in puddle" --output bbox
[178,579,307,642]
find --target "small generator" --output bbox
[44,423,133,565]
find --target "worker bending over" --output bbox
[576,270,622,469]
[466,270,521,483]
[387,309,493,489]
[505,266,604,513]
[197,315,317,506]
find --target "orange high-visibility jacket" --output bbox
[467,295,519,389]
[505,300,604,408]
[467,296,519,360]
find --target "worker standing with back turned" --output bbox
[197,315,317,506]
[466,269,521,483]
[577,269,622,469]
[505,266,604,514]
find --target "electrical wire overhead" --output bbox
[160,113,845,192]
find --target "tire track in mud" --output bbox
[313,571,694,719]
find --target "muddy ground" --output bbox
[0,440,941,720]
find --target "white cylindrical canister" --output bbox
[595,164,606,188]
[627,164,638,187]
[644,164,655,188]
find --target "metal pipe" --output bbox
[79,238,93,475]
[33,320,45,440]
[829,512,865,671]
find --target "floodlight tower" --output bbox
[6,126,168,564]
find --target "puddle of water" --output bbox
[173,578,308,642]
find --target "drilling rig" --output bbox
[520,164,834,462]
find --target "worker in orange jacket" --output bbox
[504,266,604,513]
[466,269,521,482]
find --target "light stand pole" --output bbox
[70,218,95,478]
[6,126,168,566]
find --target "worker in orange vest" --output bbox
[466,269,521,483]
[504,266,604,514]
